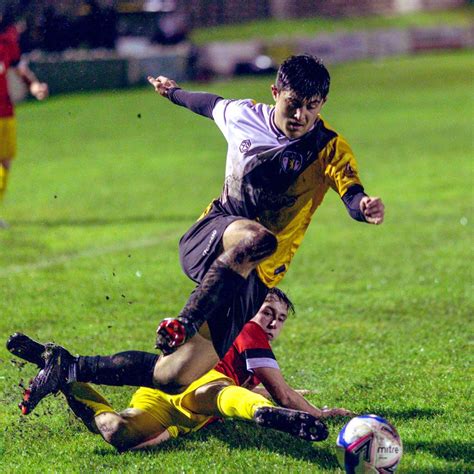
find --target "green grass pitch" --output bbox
[0,51,472,473]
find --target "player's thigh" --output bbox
[183,380,233,416]
[153,332,219,392]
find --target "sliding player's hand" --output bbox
[360,196,384,225]
[147,75,178,98]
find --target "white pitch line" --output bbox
[0,233,180,278]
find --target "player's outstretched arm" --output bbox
[147,75,178,98]
[148,75,222,119]
[254,366,353,419]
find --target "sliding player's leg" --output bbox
[10,268,268,412]
[5,336,170,451]
[183,381,328,442]
[183,380,273,420]
[94,408,170,452]
[70,326,219,394]
[63,382,114,434]
[63,382,171,452]
[13,327,219,414]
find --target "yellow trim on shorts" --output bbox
[0,117,17,160]
[129,369,234,437]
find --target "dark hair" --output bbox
[0,4,16,33]
[275,54,330,100]
[266,287,295,315]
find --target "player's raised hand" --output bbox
[147,75,178,98]
[30,81,48,100]
[360,196,385,225]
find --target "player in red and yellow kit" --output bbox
[0,7,48,227]
[8,289,352,451]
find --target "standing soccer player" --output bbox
[0,6,48,227]
[17,54,384,410]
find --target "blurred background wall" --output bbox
[1,0,470,46]
[1,0,472,96]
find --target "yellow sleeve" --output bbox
[322,135,362,197]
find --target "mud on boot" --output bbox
[19,343,75,415]
[7,333,46,368]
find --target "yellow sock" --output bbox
[66,382,114,417]
[216,385,274,421]
[0,165,7,201]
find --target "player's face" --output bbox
[271,86,326,139]
[251,296,288,342]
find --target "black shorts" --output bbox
[179,200,269,358]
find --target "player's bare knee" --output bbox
[95,414,130,448]
[102,418,139,452]
[231,227,277,267]
[257,228,278,259]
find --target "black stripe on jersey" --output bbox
[301,119,338,165]
[244,120,338,197]
[221,117,339,218]
[243,348,276,361]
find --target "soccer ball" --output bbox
[336,414,402,473]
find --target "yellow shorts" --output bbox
[0,116,17,160]
[129,369,233,438]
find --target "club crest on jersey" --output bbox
[344,162,356,177]
[239,139,251,153]
[280,151,303,173]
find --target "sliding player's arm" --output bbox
[254,366,353,419]
[252,385,316,398]
[147,75,222,118]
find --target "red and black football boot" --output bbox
[6,333,46,368]
[253,406,329,442]
[155,317,199,355]
[19,343,75,415]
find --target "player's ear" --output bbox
[271,85,279,102]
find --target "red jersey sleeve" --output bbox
[215,321,279,388]
[234,321,279,372]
